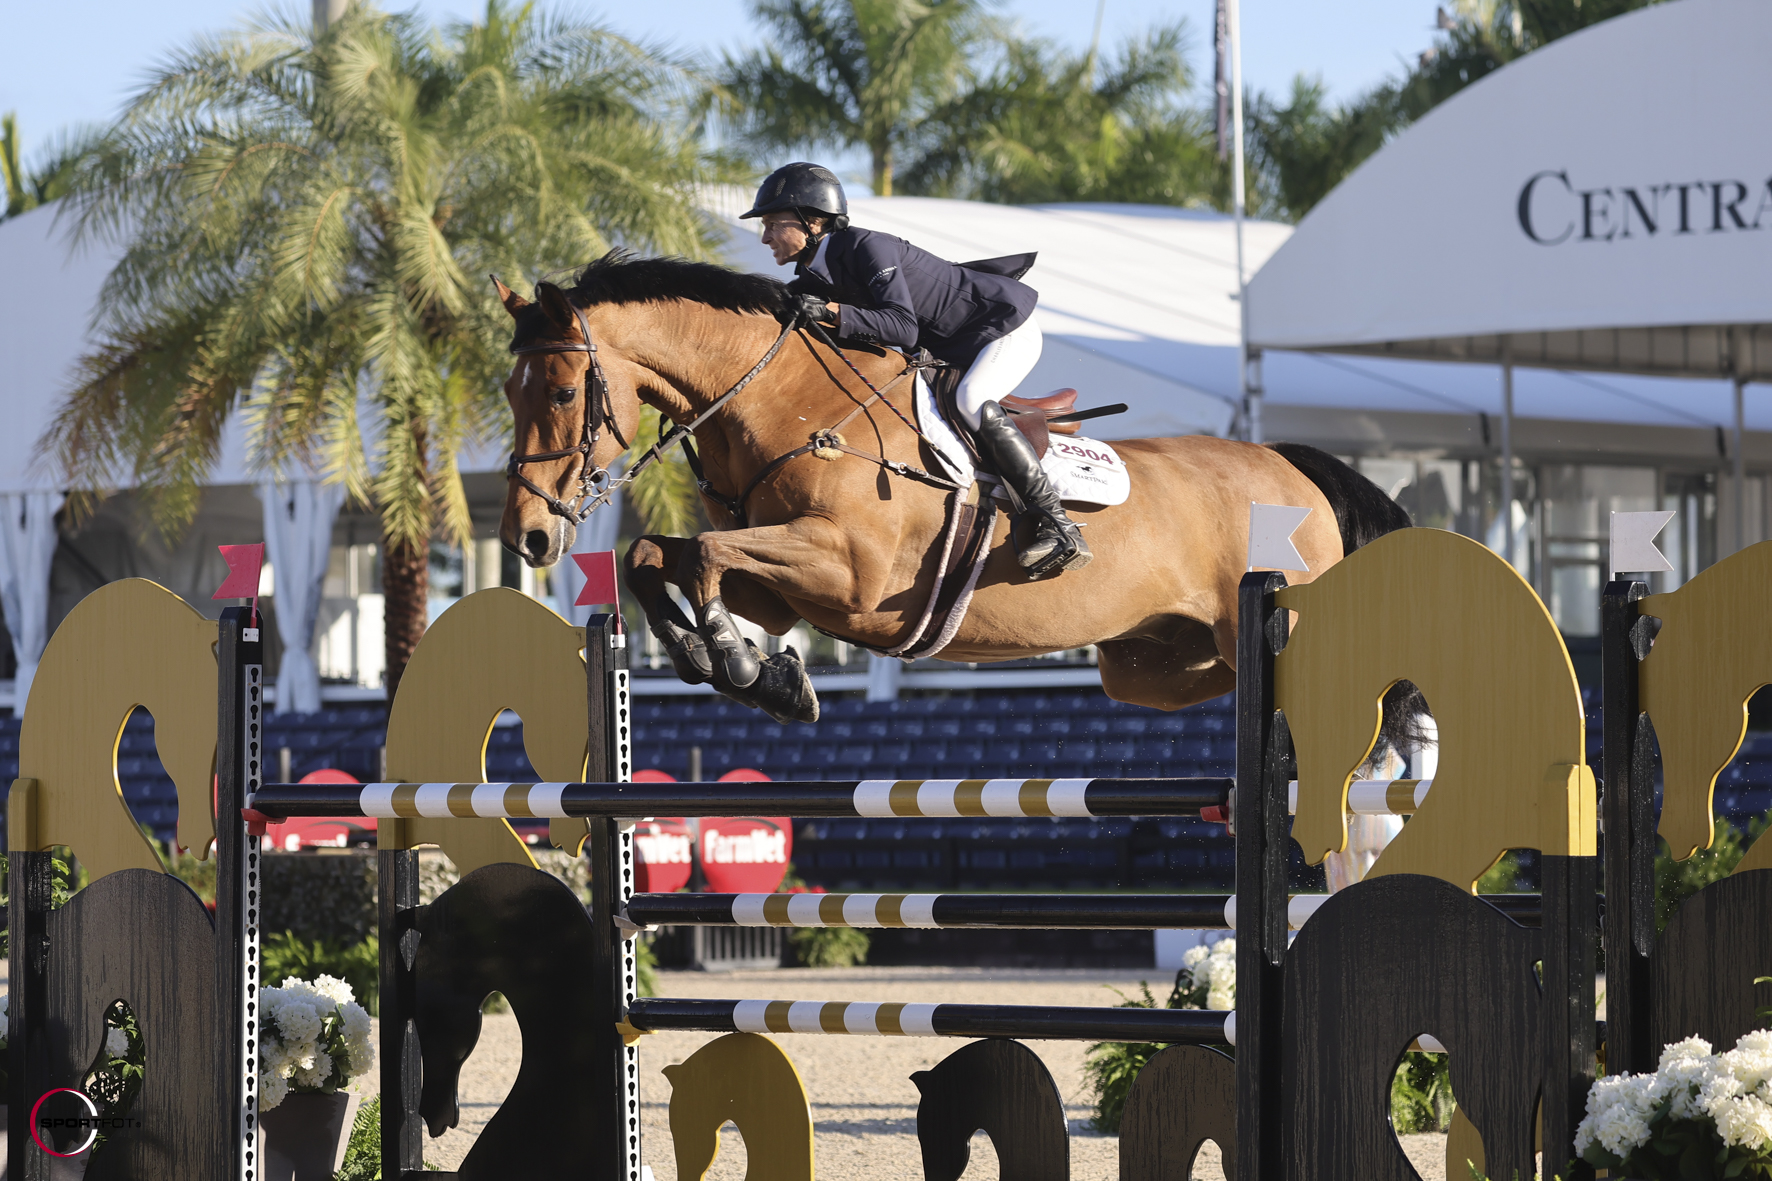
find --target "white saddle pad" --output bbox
[913,374,1131,508]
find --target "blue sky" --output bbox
[3,0,1439,166]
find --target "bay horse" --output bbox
[496,252,1409,725]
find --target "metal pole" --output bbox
[1501,345,1515,568]
[1228,0,1253,442]
[1734,373,1746,556]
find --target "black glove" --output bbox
[792,293,834,329]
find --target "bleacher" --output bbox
[2,680,1766,881]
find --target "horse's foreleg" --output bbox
[625,536,714,683]
[677,519,879,724]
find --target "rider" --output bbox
[740,161,1091,577]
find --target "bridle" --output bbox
[505,295,798,525]
[506,301,626,525]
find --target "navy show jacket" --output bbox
[787,226,1038,367]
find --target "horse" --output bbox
[494,252,1409,725]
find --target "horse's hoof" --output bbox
[749,646,820,724]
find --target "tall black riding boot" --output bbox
[971,400,1092,576]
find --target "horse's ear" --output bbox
[910,1069,931,1094]
[492,274,529,317]
[535,281,576,330]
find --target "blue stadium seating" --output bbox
[11,678,1769,887]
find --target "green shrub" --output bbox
[788,925,870,967]
[636,936,659,997]
[1391,1050,1455,1133]
[334,1094,380,1181]
[1082,980,1191,1133]
[262,931,379,1017]
[1655,814,1769,934]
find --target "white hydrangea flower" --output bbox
[105,1026,130,1060]
[261,1071,289,1112]
[313,975,356,1009]
[1180,944,1210,969]
[1712,1094,1772,1150]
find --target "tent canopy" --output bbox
[1245,0,1772,382]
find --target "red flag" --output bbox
[213,544,265,600]
[572,550,620,606]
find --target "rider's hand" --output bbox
[793,293,835,328]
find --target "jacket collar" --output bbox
[797,232,835,283]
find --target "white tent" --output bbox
[1244,0,1772,554]
[1246,0,1772,378]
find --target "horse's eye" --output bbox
[552,387,578,405]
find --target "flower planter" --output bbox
[258,1091,361,1181]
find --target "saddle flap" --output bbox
[1010,411,1051,458]
[1003,390,1082,436]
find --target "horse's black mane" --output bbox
[510,249,790,348]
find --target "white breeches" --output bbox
[954,316,1043,430]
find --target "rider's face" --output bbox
[759,212,810,265]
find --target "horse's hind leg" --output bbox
[627,537,713,684]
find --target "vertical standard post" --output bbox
[1601,580,1656,1076]
[1235,571,1289,1181]
[1501,346,1516,568]
[378,842,422,1179]
[1734,373,1747,556]
[7,839,51,1178]
[215,606,263,1180]
[585,613,641,1180]
[1540,809,1598,1179]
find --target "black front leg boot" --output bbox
[697,597,762,689]
[649,612,714,685]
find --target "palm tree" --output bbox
[899,23,1223,209]
[1248,76,1400,222]
[47,0,736,695]
[2,114,85,221]
[722,0,985,196]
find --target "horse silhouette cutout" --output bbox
[383,587,593,870]
[661,1032,813,1181]
[1282,876,1542,1181]
[912,1038,1068,1181]
[1118,1043,1235,1181]
[17,577,217,879]
[12,578,228,1175]
[45,869,224,1178]
[1636,540,1772,864]
[412,861,604,1179]
[1273,529,1589,1180]
[1277,528,1590,891]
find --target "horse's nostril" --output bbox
[525,530,551,558]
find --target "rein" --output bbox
[507,300,959,531]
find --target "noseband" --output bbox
[506,300,628,524]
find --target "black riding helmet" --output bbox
[740,162,851,235]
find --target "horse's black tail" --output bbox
[1267,442,1412,555]
[1267,441,1430,767]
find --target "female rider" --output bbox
[740,161,1091,577]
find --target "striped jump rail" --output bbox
[626,997,1237,1045]
[244,777,1235,822]
[625,890,1543,930]
[625,999,1528,1055]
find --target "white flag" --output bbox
[1610,510,1676,578]
[1248,503,1313,572]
